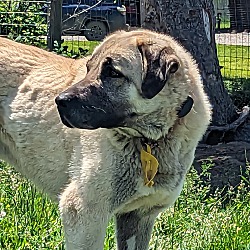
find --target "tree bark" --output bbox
[141,0,238,128]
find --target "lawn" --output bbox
[57,39,100,57]
[217,44,250,79]
[216,44,250,107]
[62,40,99,55]
[1,161,250,249]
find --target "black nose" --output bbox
[55,93,73,108]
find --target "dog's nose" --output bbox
[55,93,72,108]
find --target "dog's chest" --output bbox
[110,140,185,212]
[118,184,183,214]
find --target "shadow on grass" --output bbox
[223,77,250,109]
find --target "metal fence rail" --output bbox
[215,0,250,80]
[0,0,48,47]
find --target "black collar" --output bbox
[177,96,194,118]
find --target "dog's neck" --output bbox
[111,95,193,146]
[140,137,159,150]
[111,96,194,151]
[108,96,193,187]
[108,128,169,187]
[109,124,172,153]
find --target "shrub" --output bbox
[0,0,47,47]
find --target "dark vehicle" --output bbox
[62,0,127,41]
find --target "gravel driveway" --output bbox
[215,32,250,46]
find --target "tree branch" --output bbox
[204,106,250,143]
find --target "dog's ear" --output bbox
[137,40,179,99]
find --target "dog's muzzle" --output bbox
[55,85,125,129]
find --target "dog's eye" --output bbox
[109,68,124,78]
[169,60,179,74]
[101,58,124,79]
[105,66,124,78]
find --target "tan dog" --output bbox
[0,29,211,250]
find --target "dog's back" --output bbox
[0,38,88,197]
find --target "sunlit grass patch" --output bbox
[217,44,250,78]
[1,161,250,249]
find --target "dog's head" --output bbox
[56,30,199,139]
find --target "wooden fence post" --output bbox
[47,0,63,51]
[140,0,145,26]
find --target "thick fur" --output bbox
[0,30,211,250]
[0,39,89,198]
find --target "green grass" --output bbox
[217,44,250,78]
[216,44,250,107]
[57,40,99,57]
[1,161,250,249]
[0,163,63,249]
[217,20,231,29]
[62,40,99,55]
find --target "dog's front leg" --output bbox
[115,207,162,250]
[59,180,110,250]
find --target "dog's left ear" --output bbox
[137,40,180,99]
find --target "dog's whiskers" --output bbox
[90,106,107,113]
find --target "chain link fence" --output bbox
[215,0,250,79]
[214,0,250,107]
[0,0,48,47]
[0,0,249,82]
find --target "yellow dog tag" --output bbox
[140,144,159,187]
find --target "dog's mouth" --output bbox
[60,114,97,129]
[57,103,127,130]
[60,115,74,128]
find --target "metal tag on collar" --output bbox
[140,143,159,187]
